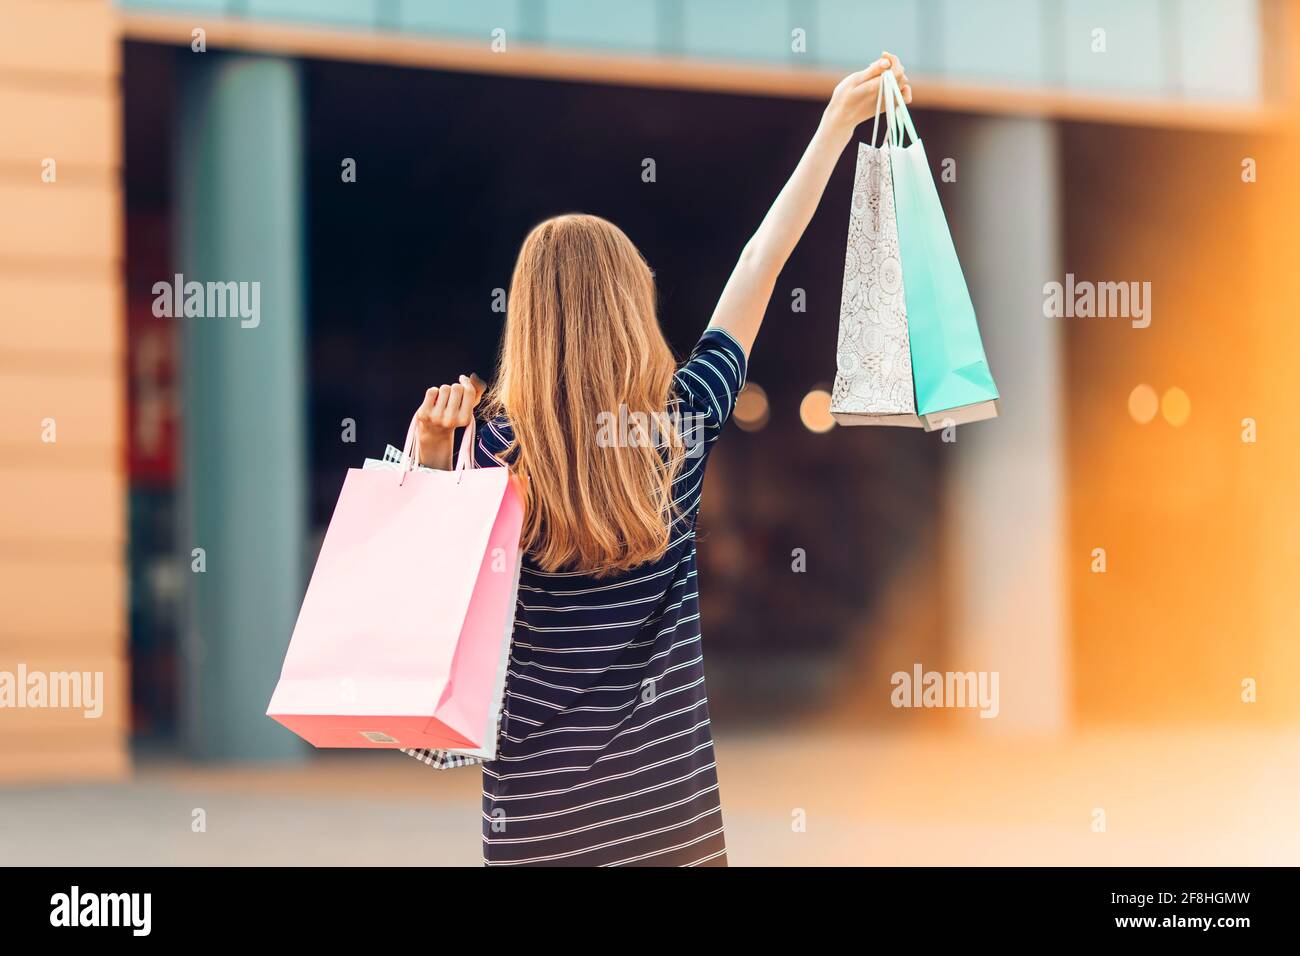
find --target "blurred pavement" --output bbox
[2,730,1296,866]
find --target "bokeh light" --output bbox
[1162,386,1191,426]
[733,382,770,432]
[1128,384,1159,424]
[799,389,835,433]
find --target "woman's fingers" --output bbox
[455,378,475,425]
[432,385,452,424]
[418,374,484,430]
[873,52,910,101]
[866,56,892,79]
[418,385,439,417]
[417,386,446,429]
[851,54,906,108]
[850,57,892,87]
[437,384,459,426]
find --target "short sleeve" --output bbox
[473,416,515,469]
[672,327,748,451]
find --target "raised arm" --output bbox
[707,53,912,358]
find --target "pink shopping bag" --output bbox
[267,416,524,752]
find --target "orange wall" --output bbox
[1065,108,1300,723]
[0,0,128,781]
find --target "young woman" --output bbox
[404,55,913,866]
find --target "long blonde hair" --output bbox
[483,214,683,577]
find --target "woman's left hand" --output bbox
[414,373,486,468]
[824,51,912,134]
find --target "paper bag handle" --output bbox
[870,69,887,148]
[397,413,476,486]
[880,69,918,148]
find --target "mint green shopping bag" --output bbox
[881,71,999,428]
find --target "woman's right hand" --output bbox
[414,373,485,469]
[824,52,912,136]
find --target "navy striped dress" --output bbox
[404,328,746,866]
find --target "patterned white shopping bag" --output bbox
[830,141,923,427]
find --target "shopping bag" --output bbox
[267,416,524,757]
[881,69,999,430]
[830,125,922,427]
[358,446,514,763]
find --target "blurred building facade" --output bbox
[1,1,127,780]
[1,0,1294,783]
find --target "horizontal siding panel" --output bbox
[0,271,121,357]
[0,466,124,546]
[0,85,120,170]
[0,559,125,641]
[0,0,118,79]
[0,705,127,734]
[0,655,127,730]
[0,743,127,783]
[0,368,122,454]
[0,182,120,263]
[0,0,126,787]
